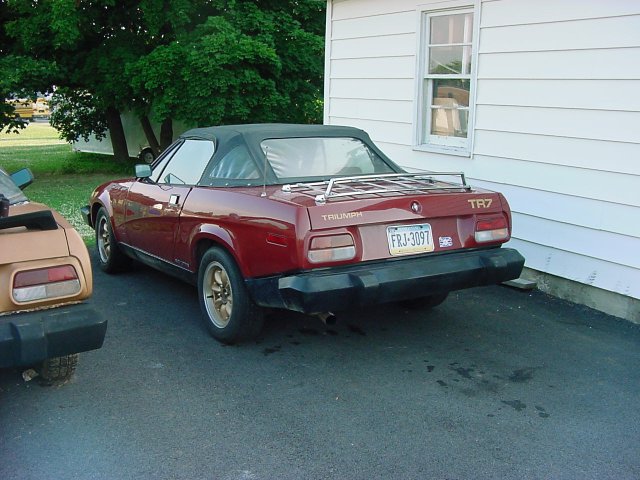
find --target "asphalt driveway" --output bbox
[1,254,639,479]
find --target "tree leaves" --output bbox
[1,0,326,140]
[49,88,108,143]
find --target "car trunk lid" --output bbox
[279,173,508,262]
[0,202,69,265]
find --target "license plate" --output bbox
[387,224,434,256]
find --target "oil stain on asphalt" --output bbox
[501,399,527,412]
[430,360,551,419]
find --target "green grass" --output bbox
[24,174,121,242]
[1,122,136,243]
[0,122,63,144]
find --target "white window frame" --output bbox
[414,1,480,157]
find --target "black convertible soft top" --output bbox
[177,123,402,182]
[179,123,375,145]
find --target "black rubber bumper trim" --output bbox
[0,306,107,368]
[246,248,525,313]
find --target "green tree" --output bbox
[1,0,146,158]
[130,1,326,148]
[1,0,326,160]
[0,0,57,133]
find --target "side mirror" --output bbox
[10,168,34,190]
[135,164,152,179]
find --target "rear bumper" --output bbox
[0,305,107,368]
[247,247,525,313]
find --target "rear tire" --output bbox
[39,354,78,383]
[398,292,449,310]
[198,247,264,344]
[95,207,130,273]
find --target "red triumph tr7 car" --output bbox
[82,124,524,343]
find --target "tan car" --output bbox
[0,168,106,382]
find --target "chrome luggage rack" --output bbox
[282,172,471,205]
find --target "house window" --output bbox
[419,8,474,152]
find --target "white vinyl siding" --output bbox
[330,78,415,101]
[325,2,417,132]
[477,48,640,79]
[475,106,640,145]
[476,79,640,112]
[325,0,640,302]
[473,130,638,176]
[331,34,416,59]
[332,11,415,39]
[330,56,416,79]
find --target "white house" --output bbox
[323,0,640,322]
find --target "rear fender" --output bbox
[188,225,246,276]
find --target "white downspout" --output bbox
[323,0,334,125]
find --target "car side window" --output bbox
[204,145,260,184]
[149,142,180,183]
[157,139,215,185]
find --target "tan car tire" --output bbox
[39,354,78,383]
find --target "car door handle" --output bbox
[169,194,180,206]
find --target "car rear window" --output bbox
[260,137,394,181]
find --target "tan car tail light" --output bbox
[474,216,509,243]
[307,234,356,264]
[12,265,81,303]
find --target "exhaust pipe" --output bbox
[316,312,337,326]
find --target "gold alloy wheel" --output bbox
[203,261,233,328]
[97,216,111,263]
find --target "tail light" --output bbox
[308,234,356,264]
[475,215,509,243]
[12,265,81,303]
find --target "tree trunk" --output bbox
[139,115,160,156]
[105,107,129,162]
[160,118,173,151]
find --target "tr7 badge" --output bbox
[468,198,493,209]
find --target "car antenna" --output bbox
[261,146,269,197]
